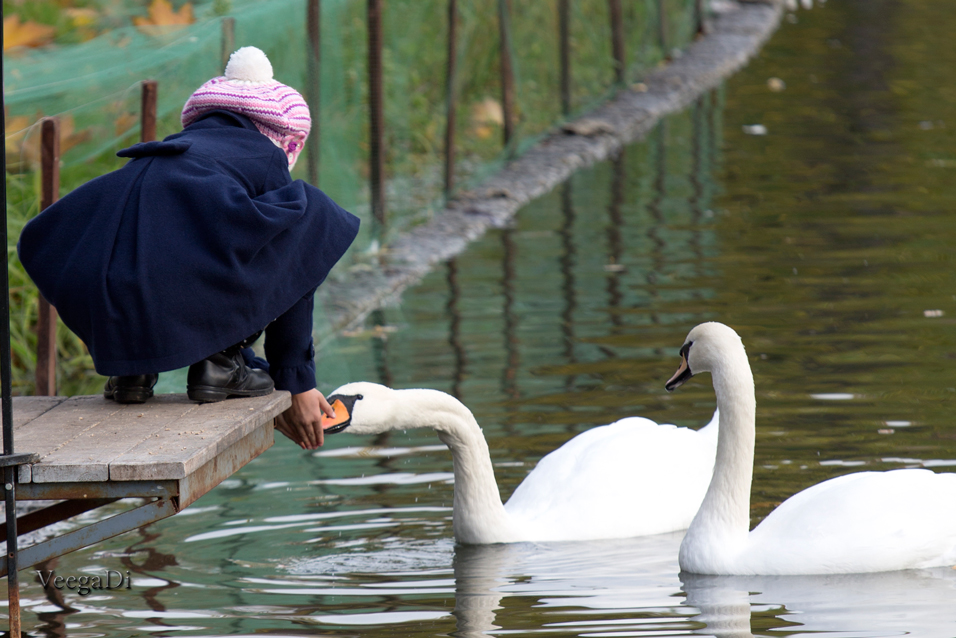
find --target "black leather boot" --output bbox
[104,374,159,404]
[186,345,274,403]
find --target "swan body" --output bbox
[323,382,719,544]
[667,322,956,575]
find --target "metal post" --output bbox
[497,0,516,146]
[1,8,37,635]
[140,80,158,144]
[367,0,386,229]
[558,0,571,116]
[35,118,60,397]
[306,0,321,186]
[220,17,235,70]
[1,9,16,635]
[609,0,625,84]
[444,0,458,196]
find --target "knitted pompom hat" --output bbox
[181,46,311,169]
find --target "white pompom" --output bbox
[224,46,274,83]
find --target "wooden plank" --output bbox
[9,397,104,483]
[11,397,67,429]
[6,397,68,482]
[30,395,199,483]
[7,393,289,485]
[109,392,289,481]
[178,421,275,508]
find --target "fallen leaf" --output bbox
[133,0,195,35]
[3,15,56,50]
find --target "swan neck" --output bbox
[403,390,514,543]
[690,354,756,542]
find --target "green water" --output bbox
[10,1,956,636]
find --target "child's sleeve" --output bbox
[263,288,318,394]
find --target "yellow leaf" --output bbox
[5,115,35,155]
[133,0,195,35]
[3,15,56,50]
[65,8,100,28]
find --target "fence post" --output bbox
[444,0,458,196]
[558,0,571,116]
[658,0,669,60]
[497,0,516,146]
[696,0,710,35]
[368,0,386,229]
[608,0,625,84]
[306,0,321,186]
[141,80,158,144]
[220,17,235,70]
[35,118,61,397]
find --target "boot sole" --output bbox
[187,385,274,404]
[106,388,154,404]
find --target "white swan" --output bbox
[665,322,956,575]
[320,382,719,544]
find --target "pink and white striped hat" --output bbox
[182,46,311,169]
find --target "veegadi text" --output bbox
[37,570,131,596]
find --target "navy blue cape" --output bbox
[18,111,359,376]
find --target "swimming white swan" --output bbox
[665,322,956,575]
[320,382,719,544]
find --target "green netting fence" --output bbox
[4,0,703,395]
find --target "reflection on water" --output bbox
[13,1,956,636]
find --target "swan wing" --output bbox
[504,416,718,541]
[746,469,956,574]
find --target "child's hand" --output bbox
[275,388,336,450]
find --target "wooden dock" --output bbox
[0,392,290,576]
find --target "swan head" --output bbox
[319,381,398,435]
[320,382,476,437]
[665,322,747,392]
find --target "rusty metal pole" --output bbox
[609,0,625,84]
[306,0,321,186]
[1,91,19,638]
[497,0,516,147]
[367,0,386,229]
[140,80,158,144]
[35,118,60,397]
[221,17,235,70]
[444,0,458,196]
[558,0,570,116]
[2,8,41,635]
